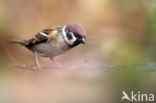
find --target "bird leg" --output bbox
[50,58,63,67]
[35,55,42,71]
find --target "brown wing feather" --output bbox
[26,26,61,46]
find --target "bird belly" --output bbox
[30,43,70,58]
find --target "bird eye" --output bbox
[66,32,73,40]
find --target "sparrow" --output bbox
[10,23,86,70]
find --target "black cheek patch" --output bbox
[67,32,73,40]
[69,38,82,48]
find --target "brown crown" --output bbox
[65,23,86,37]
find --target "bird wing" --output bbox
[26,26,62,47]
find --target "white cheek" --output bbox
[62,26,76,45]
[69,33,76,42]
[82,38,85,42]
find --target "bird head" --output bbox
[62,23,86,47]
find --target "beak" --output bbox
[81,38,85,44]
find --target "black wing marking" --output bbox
[26,28,53,47]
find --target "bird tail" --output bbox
[9,40,29,46]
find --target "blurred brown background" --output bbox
[0,0,156,103]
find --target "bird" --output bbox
[10,23,86,70]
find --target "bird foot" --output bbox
[51,58,64,67]
[12,64,44,71]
